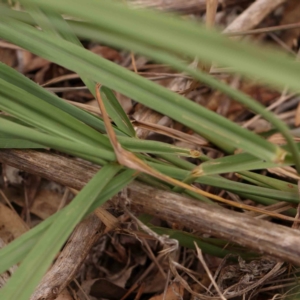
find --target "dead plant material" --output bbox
[227,22,300,37]
[223,0,288,34]
[129,0,252,15]
[149,281,184,300]
[187,0,218,92]
[195,244,226,300]
[278,0,300,49]
[0,239,18,289]
[132,119,208,146]
[133,106,166,139]
[243,92,293,130]
[2,149,300,266]
[213,257,285,299]
[0,202,29,243]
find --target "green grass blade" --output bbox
[150,227,232,258]
[147,161,300,203]
[238,171,298,193]
[24,0,300,93]
[0,66,192,158]
[158,154,299,203]
[0,137,44,149]
[26,4,97,95]
[198,153,292,176]
[0,62,121,136]
[64,20,300,170]
[100,86,136,137]
[0,163,121,300]
[1,7,299,168]
[0,112,192,162]
[239,193,296,216]
[24,3,60,37]
[0,18,284,164]
[0,118,114,164]
[195,176,299,203]
[118,136,196,157]
[0,73,111,150]
[15,0,300,172]
[0,168,136,275]
[150,227,256,259]
[183,190,213,204]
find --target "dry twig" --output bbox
[129,0,252,15]
[223,0,288,34]
[1,149,300,266]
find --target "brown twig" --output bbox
[227,22,300,36]
[223,0,288,34]
[1,149,300,266]
[129,0,252,15]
